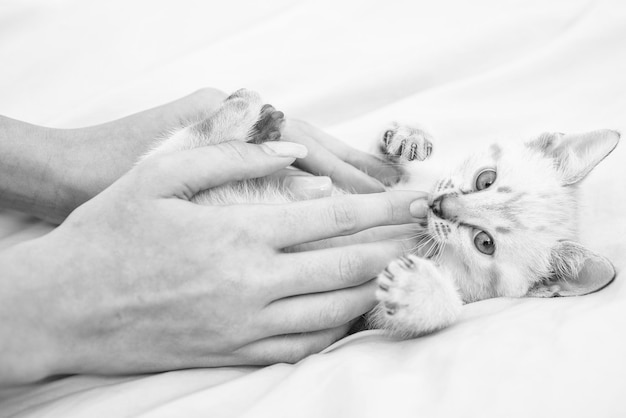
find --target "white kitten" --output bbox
[371,128,619,336]
[143,89,619,338]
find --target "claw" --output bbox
[409,143,417,161]
[382,267,394,280]
[399,256,415,269]
[383,130,394,147]
[425,141,433,157]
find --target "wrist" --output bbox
[0,238,75,386]
[0,116,81,223]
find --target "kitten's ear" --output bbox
[527,130,620,185]
[527,241,616,298]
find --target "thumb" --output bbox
[133,141,308,199]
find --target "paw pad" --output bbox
[375,255,424,318]
[249,104,285,144]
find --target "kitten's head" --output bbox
[422,130,619,302]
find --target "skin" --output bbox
[0,89,427,386]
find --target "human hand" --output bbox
[0,140,427,385]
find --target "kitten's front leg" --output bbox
[377,123,434,163]
[370,255,462,337]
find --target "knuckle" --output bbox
[374,193,407,224]
[287,335,336,363]
[277,326,350,364]
[217,141,250,164]
[282,345,310,364]
[138,153,176,177]
[325,160,340,179]
[327,201,359,234]
[319,301,350,327]
[382,196,399,223]
[337,251,361,285]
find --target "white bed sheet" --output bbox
[1,0,625,417]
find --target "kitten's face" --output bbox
[420,131,619,302]
[424,142,575,301]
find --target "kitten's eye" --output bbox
[473,230,495,255]
[475,169,497,191]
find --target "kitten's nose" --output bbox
[431,195,444,218]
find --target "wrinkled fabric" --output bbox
[1,0,625,417]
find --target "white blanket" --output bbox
[1,0,625,416]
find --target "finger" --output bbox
[131,141,307,199]
[232,323,352,365]
[284,119,402,189]
[262,280,377,335]
[294,223,424,254]
[255,191,429,248]
[269,241,406,298]
[292,134,386,193]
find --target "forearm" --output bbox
[0,115,146,224]
[0,116,84,223]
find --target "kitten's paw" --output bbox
[216,88,264,131]
[142,89,269,160]
[185,88,264,145]
[372,255,461,337]
[248,104,285,144]
[380,123,433,162]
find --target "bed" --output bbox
[1,0,625,416]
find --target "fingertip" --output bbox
[409,198,429,218]
[284,175,333,199]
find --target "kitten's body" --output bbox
[143,89,619,337]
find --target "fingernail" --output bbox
[409,198,428,218]
[262,141,308,158]
[285,176,333,199]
